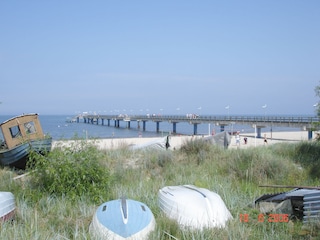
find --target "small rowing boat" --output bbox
[90,197,155,239]
[158,185,232,229]
[0,192,15,222]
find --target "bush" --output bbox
[157,150,173,167]
[292,141,320,179]
[179,138,210,154]
[27,140,112,203]
[225,147,307,185]
[179,138,214,165]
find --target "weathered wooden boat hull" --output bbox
[89,198,155,240]
[0,142,30,169]
[0,138,52,169]
[30,137,52,153]
[158,185,232,229]
[0,114,52,169]
[0,192,15,222]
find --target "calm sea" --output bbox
[0,114,304,141]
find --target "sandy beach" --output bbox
[52,130,317,151]
[228,131,315,149]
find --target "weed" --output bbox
[27,140,111,203]
[1,140,320,239]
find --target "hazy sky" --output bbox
[1,1,319,116]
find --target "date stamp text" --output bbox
[239,213,289,223]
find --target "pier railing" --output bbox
[81,114,319,129]
[129,115,318,123]
[75,114,319,139]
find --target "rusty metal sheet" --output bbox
[303,191,320,224]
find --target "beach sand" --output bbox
[52,135,196,150]
[52,131,317,150]
[229,131,314,149]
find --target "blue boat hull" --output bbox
[90,198,155,240]
[0,138,52,169]
[0,143,30,169]
[30,137,52,153]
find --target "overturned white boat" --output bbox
[158,185,232,229]
[129,136,170,151]
[89,198,155,240]
[0,191,15,222]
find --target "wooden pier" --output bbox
[74,114,319,139]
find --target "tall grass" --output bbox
[291,141,320,179]
[1,139,320,239]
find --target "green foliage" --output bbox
[179,138,211,155]
[156,150,174,167]
[179,138,217,165]
[2,140,320,239]
[27,141,112,203]
[290,141,320,179]
[218,147,307,186]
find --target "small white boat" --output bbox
[89,198,155,240]
[158,185,232,229]
[0,192,15,222]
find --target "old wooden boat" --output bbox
[0,192,15,222]
[29,137,52,154]
[0,114,52,169]
[89,198,155,240]
[158,185,233,229]
[0,142,30,169]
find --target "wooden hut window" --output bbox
[9,125,21,138]
[24,121,36,134]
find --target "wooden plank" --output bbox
[259,185,320,190]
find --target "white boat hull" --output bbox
[158,185,232,229]
[89,198,155,240]
[0,192,15,222]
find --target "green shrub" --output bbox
[179,138,211,155]
[289,142,320,179]
[225,148,306,185]
[2,140,320,239]
[179,138,220,165]
[27,140,112,203]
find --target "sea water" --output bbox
[0,114,304,141]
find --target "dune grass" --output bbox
[1,139,320,239]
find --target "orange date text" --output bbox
[239,213,289,223]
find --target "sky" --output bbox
[0,1,319,116]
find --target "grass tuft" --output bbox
[1,139,320,239]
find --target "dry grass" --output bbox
[1,140,320,239]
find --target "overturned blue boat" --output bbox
[89,198,155,240]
